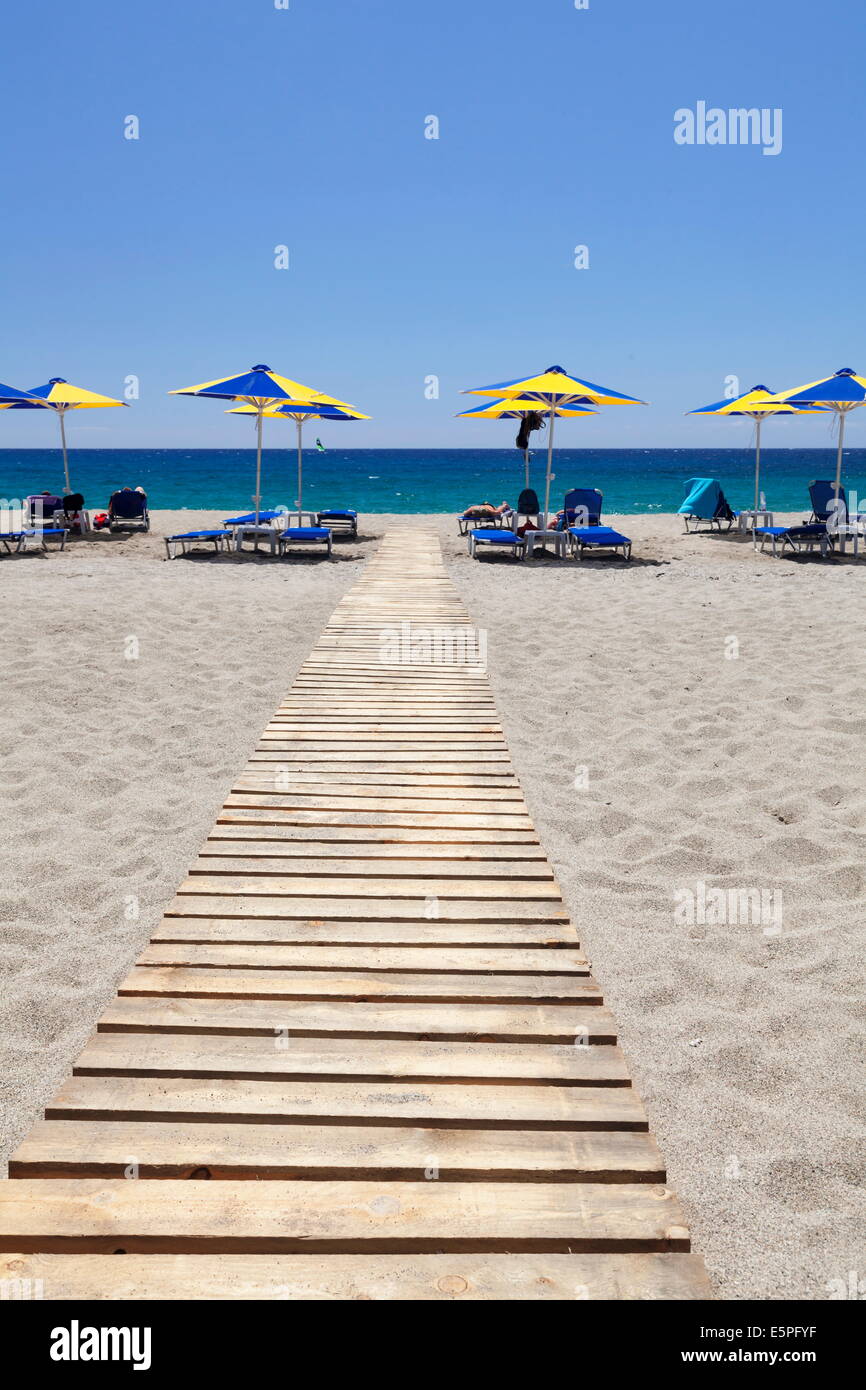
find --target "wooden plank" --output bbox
[179,872,560,900]
[136,943,588,976]
[72,1033,630,1085]
[118,966,601,1003]
[151,918,579,947]
[231,782,523,800]
[0,1180,690,1253]
[97,995,617,1043]
[45,1075,647,1129]
[204,826,543,849]
[0,1250,713,1299]
[201,836,547,860]
[163,894,569,923]
[10,1120,663,1182]
[196,851,553,876]
[218,803,536,829]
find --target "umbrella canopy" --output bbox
[0,377,128,492]
[227,398,369,514]
[0,381,41,404]
[765,368,866,497]
[169,364,334,523]
[687,384,826,514]
[462,366,645,522]
[457,397,597,490]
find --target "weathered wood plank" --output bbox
[118,965,601,1003]
[195,852,553,877]
[164,894,569,923]
[151,918,579,947]
[0,1250,713,1299]
[97,996,616,1043]
[179,872,560,900]
[72,1033,629,1085]
[136,943,588,976]
[45,1075,647,1129]
[205,824,543,848]
[0,1180,690,1253]
[10,1121,662,1182]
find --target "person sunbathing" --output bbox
[462,500,511,517]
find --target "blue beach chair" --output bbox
[165,530,232,559]
[807,480,847,523]
[567,525,632,561]
[559,487,603,528]
[753,523,833,558]
[467,528,525,560]
[316,509,358,537]
[678,478,735,532]
[109,488,150,532]
[277,526,333,557]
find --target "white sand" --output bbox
[1,508,864,1300]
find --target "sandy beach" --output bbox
[1,510,864,1301]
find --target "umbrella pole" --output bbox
[524,448,529,491]
[58,408,71,494]
[753,416,762,514]
[543,404,556,527]
[835,410,846,494]
[835,409,847,553]
[254,409,263,524]
[297,419,304,517]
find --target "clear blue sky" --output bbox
[1,0,863,449]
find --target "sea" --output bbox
[2,448,864,515]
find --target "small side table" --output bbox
[523,529,568,558]
[233,524,279,554]
[738,508,774,533]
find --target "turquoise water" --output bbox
[2,448,864,514]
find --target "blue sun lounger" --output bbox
[277,526,333,557]
[567,525,632,560]
[753,523,833,558]
[316,509,358,537]
[1,528,68,553]
[165,530,232,559]
[467,528,525,559]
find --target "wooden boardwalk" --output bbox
[0,528,711,1300]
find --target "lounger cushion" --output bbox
[282,527,331,540]
[754,525,825,539]
[469,529,522,545]
[169,530,231,541]
[317,510,357,519]
[568,526,631,547]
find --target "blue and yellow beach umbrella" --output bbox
[766,368,866,496]
[456,396,597,490]
[0,377,128,492]
[462,366,645,521]
[228,398,369,514]
[688,384,826,513]
[169,364,341,522]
